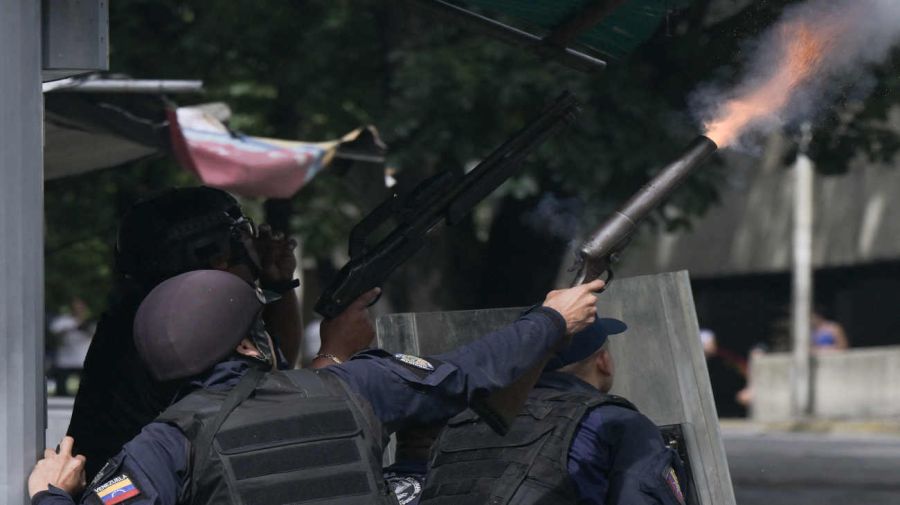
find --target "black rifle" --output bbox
[315,92,581,319]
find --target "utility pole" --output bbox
[0,2,45,503]
[790,123,814,418]
[1,2,108,502]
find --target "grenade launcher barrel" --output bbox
[574,135,718,285]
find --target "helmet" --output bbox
[115,187,259,286]
[133,270,266,381]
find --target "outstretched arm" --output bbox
[324,280,604,432]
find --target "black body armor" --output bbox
[421,387,636,505]
[157,367,399,505]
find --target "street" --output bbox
[723,427,900,505]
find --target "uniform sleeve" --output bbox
[31,486,78,505]
[602,408,687,505]
[323,307,566,432]
[566,408,613,505]
[33,423,190,505]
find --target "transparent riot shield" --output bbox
[376,271,736,505]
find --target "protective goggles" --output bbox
[228,214,257,239]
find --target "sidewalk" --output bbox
[720,417,900,437]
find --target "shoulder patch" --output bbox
[93,473,142,505]
[385,473,424,504]
[664,466,685,505]
[393,353,435,371]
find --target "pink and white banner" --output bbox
[168,106,382,198]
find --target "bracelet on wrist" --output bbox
[315,353,343,365]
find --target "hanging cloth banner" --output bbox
[168,105,384,199]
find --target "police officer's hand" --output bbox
[28,436,87,498]
[255,224,298,283]
[541,279,605,335]
[315,288,381,366]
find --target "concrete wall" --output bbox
[751,346,900,421]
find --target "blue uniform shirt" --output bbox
[535,372,687,505]
[33,307,566,505]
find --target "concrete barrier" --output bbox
[751,346,900,421]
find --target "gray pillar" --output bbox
[790,125,814,418]
[0,1,45,503]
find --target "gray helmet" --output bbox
[133,270,265,381]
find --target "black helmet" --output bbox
[133,270,266,381]
[116,187,258,286]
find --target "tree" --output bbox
[45,0,900,317]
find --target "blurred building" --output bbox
[619,139,900,357]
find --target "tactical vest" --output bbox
[157,367,399,505]
[420,387,636,505]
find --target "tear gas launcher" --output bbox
[487,135,719,435]
[314,91,581,319]
[572,135,718,285]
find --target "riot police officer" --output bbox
[29,270,606,504]
[420,319,688,505]
[68,186,369,480]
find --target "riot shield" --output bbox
[376,271,736,505]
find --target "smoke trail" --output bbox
[523,193,583,241]
[693,0,900,149]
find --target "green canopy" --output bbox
[443,0,694,63]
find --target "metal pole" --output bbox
[0,1,45,503]
[790,124,814,418]
[43,78,204,94]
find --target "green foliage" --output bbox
[45,0,900,314]
[45,159,194,314]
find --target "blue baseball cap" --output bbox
[545,318,627,370]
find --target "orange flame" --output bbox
[705,19,845,147]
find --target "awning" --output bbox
[43,75,386,198]
[462,0,692,59]
[413,0,694,71]
[44,89,169,180]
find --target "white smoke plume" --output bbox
[692,0,900,150]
